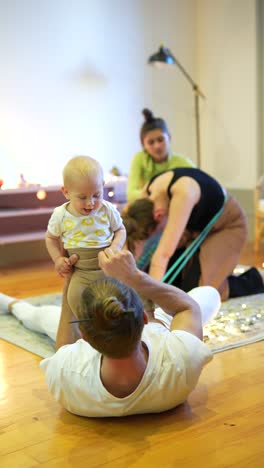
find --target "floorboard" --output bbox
[0,241,263,467]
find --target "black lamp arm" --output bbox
[173,56,206,99]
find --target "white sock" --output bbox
[0,293,60,342]
[0,293,19,314]
[187,286,221,325]
[154,286,221,329]
[10,302,60,341]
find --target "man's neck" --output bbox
[100,342,149,398]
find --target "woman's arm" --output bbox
[149,177,201,280]
[127,153,144,202]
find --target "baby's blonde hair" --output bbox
[63,156,104,188]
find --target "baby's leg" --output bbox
[67,268,105,317]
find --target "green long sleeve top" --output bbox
[127,151,195,202]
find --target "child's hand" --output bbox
[54,256,71,277]
[54,254,79,277]
[104,244,121,256]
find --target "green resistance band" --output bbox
[162,194,228,285]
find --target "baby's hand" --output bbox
[54,254,78,277]
[104,245,121,257]
[54,257,71,277]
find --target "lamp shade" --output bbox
[148,46,176,66]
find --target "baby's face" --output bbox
[64,174,104,216]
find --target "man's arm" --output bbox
[98,249,203,339]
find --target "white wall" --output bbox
[196,0,258,189]
[143,0,197,162]
[0,0,196,188]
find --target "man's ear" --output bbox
[61,186,70,200]
[153,208,165,222]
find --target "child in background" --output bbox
[45,155,126,315]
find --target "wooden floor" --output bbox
[0,242,263,467]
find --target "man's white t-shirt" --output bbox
[40,323,212,417]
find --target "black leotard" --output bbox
[146,168,225,231]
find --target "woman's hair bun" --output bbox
[142,108,154,122]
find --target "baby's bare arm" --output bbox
[45,232,74,277]
[109,224,127,252]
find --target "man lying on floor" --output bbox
[0,250,220,417]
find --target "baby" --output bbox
[45,155,126,314]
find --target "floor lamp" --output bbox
[148,46,205,168]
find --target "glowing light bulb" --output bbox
[36,190,47,200]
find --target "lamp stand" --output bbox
[172,60,204,169]
[194,86,201,168]
[148,46,205,168]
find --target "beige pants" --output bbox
[65,247,153,316]
[66,247,106,316]
[199,194,248,297]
